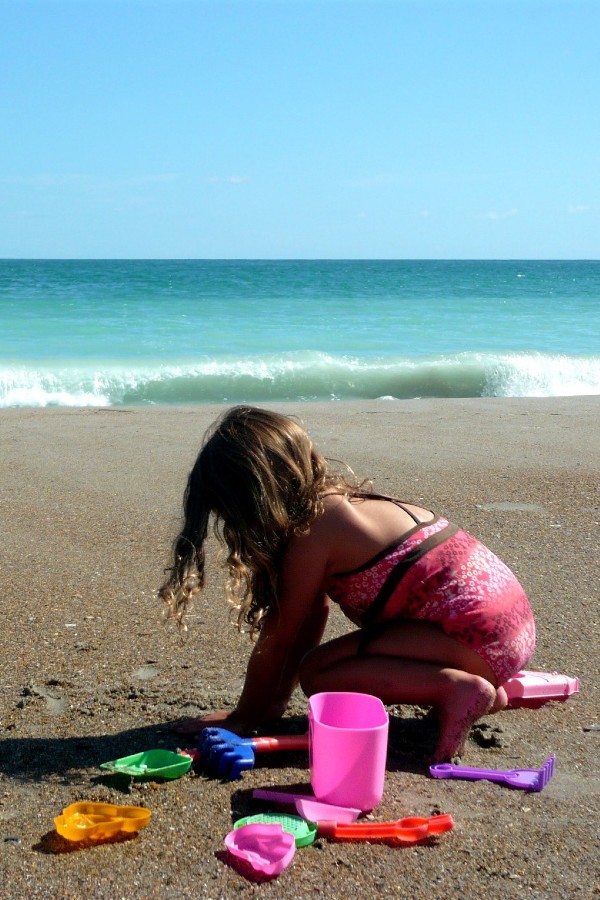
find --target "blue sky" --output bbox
[2,0,598,259]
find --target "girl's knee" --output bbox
[466,673,496,711]
[299,632,361,696]
[298,645,322,696]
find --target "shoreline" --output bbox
[1,398,598,897]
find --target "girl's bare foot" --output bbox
[490,684,508,713]
[433,675,496,762]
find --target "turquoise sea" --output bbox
[1,259,599,407]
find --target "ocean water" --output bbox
[1,259,599,407]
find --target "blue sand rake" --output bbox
[197,728,309,780]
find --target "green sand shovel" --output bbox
[100,749,193,780]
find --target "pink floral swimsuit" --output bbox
[324,504,536,685]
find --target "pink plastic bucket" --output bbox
[308,692,389,811]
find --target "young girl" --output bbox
[160,405,535,762]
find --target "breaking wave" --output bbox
[1,351,599,408]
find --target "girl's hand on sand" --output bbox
[171,709,249,735]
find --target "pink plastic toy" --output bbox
[295,797,361,824]
[502,671,580,708]
[252,788,361,822]
[224,823,295,877]
[308,691,389,812]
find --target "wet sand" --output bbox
[1,398,598,898]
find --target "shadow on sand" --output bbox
[1,711,437,786]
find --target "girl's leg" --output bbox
[299,620,504,761]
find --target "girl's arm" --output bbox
[230,591,330,729]
[198,520,333,731]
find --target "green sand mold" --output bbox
[234,813,318,848]
[100,749,193,780]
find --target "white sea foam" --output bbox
[1,351,599,408]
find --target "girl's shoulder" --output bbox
[320,492,433,522]
[306,494,437,575]
[284,494,349,563]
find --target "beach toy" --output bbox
[100,749,193,779]
[235,811,453,846]
[253,788,361,823]
[54,801,151,842]
[429,753,555,792]
[502,671,580,708]
[295,797,361,824]
[313,813,454,844]
[308,691,389,811]
[234,813,318,848]
[225,823,296,877]
[197,728,309,780]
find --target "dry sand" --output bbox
[1,398,598,899]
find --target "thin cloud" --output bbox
[348,174,401,189]
[207,175,250,185]
[0,174,89,187]
[473,208,518,221]
[0,173,179,188]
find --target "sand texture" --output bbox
[1,399,598,898]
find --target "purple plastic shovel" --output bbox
[429,753,555,792]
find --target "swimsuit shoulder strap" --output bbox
[355,492,425,526]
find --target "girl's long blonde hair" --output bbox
[159,405,363,635]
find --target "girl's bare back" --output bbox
[308,494,434,578]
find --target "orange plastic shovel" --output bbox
[315,813,454,844]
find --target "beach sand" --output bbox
[1,398,598,898]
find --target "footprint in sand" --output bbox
[25,683,67,715]
[132,665,161,680]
